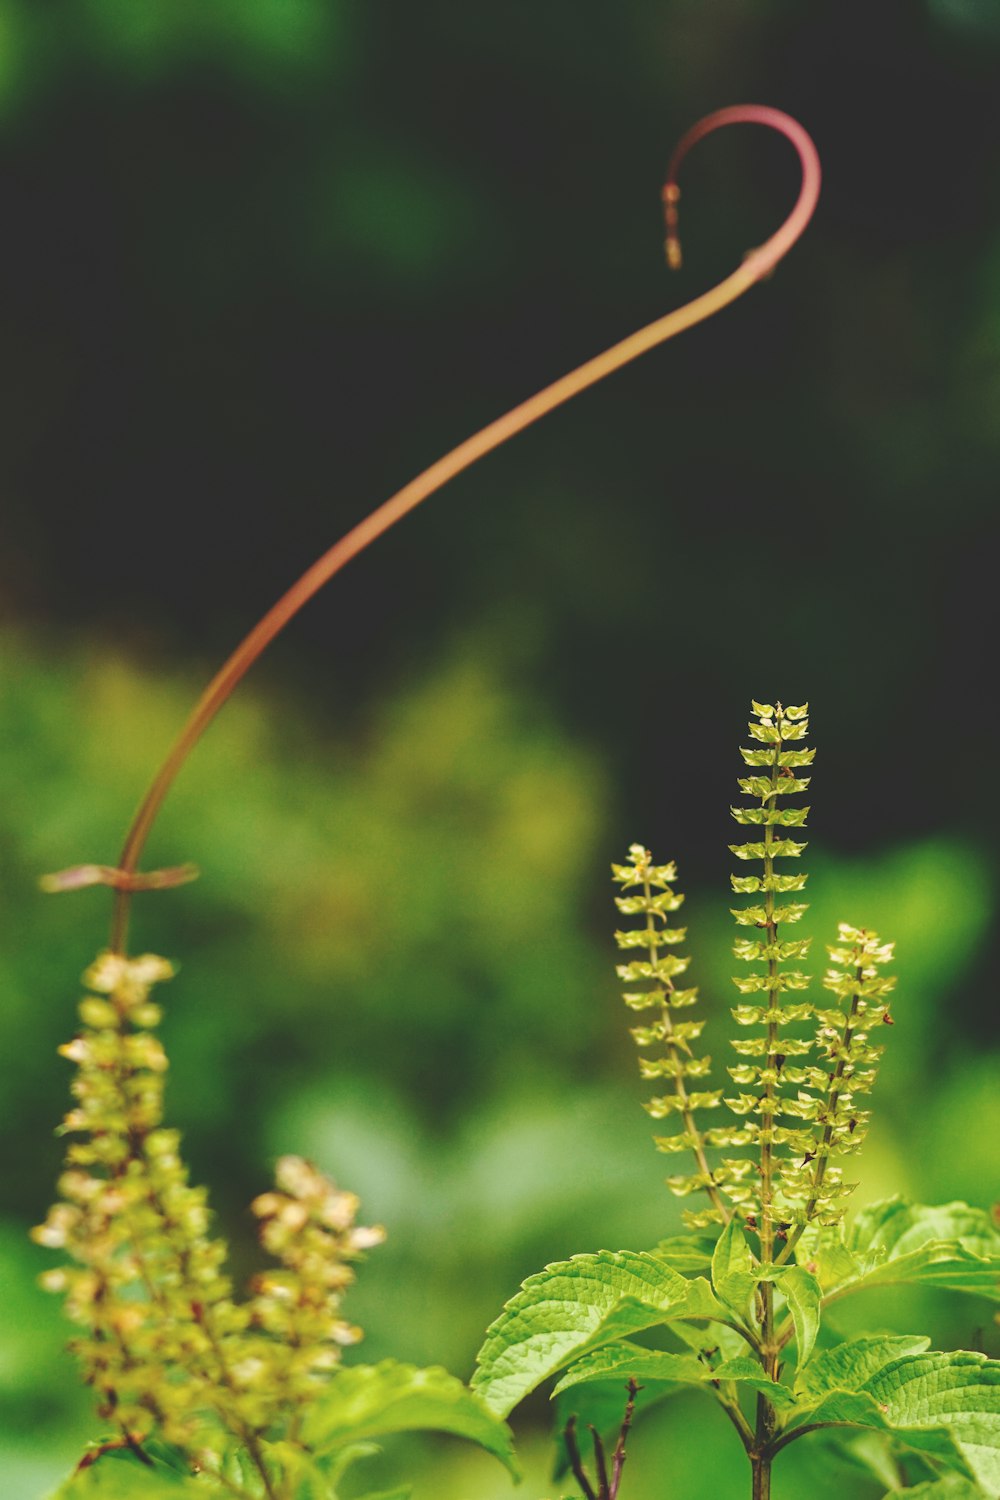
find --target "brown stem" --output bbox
[751,1443,773,1500]
[590,1426,611,1499]
[564,1415,598,1500]
[609,1379,640,1499]
[102,106,820,954]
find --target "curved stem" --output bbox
[108,105,820,954]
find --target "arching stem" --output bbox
[104,105,820,954]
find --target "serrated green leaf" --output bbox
[795,1335,932,1402]
[711,1218,758,1318]
[472,1253,727,1418]
[301,1361,517,1477]
[834,1200,1000,1302]
[786,1350,1000,1493]
[552,1342,797,1409]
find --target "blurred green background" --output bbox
[1,2,998,1497]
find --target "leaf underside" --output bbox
[301,1360,518,1478]
[824,1199,1000,1302]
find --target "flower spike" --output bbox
[612,844,729,1227]
[779,923,896,1235]
[726,701,817,1248]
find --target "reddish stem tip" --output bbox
[663,104,821,283]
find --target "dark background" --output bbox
[1,3,997,1497]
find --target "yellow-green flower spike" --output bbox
[779,923,896,1229]
[612,844,729,1228]
[34,951,238,1447]
[33,951,384,1466]
[246,1156,385,1420]
[726,702,817,1248]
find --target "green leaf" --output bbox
[49,1451,201,1499]
[264,1442,337,1500]
[879,1479,986,1497]
[553,1343,707,1391]
[711,1218,758,1318]
[834,1200,1000,1302]
[301,1361,518,1478]
[320,1442,382,1485]
[355,1490,413,1500]
[654,1234,716,1272]
[776,1264,822,1365]
[472,1251,727,1417]
[795,1335,932,1402]
[553,1342,796,1409]
[787,1350,1000,1493]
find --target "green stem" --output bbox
[750,1305,778,1498]
[714,1388,754,1451]
[753,736,781,1500]
[759,744,781,1264]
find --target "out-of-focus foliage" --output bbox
[1,0,998,1495]
[2,637,997,1498]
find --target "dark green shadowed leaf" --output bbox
[551,1379,680,1479]
[301,1361,518,1477]
[471,1250,729,1417]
